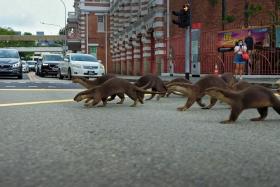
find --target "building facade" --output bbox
[67,0,110,70]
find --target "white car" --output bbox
[21,61,29,73]
[57,53,105,79]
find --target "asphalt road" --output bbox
[0,73,280,187]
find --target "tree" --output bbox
[0,27,36,59]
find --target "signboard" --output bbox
[217,27,270,49]
[276,26,280,48]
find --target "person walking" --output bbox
[244,30,254,74]
[234,40,247,80]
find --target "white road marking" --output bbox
[5,86,16,88]
[0,89,84,91]
[28,86,38,88]
[0,99,74,107]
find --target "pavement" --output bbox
[1,90,280,187]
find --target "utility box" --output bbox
[191,29,201,77]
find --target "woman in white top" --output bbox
[234,40,247,79]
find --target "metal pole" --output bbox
[185,27,190,80]
[167,0,172,76]
[59,0,67,52]
[105,14,108,74]
[86,13,89,54]
[185,0,192,80]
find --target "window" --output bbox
[89,46,97,57]
[97,15,104,32]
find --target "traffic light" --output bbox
[172,4,190,28]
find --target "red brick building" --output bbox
[67,0,110,72]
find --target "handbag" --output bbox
[242,52,249,61]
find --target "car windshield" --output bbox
[0,50,20,58]
[71,54,97,62]
[27,61,35,65]
[44,55,63,61]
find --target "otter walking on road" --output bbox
[205,85,280,123]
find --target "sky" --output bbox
[0,0,75,35]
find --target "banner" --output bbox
[276,26,280,48]
[217,27,270,49]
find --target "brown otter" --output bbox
[165,78,192,97]
[205,85,280,123]
[74,78,165,107]
[167,75,228,111]
[72,75,124,104]
[134,74,167,101]
[220,72,238,87]
[231,80,253,91]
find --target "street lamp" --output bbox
[59,0,67,52]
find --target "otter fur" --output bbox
[72,75,124,104]
[74,78,165,107]
[165,78,191,97]
[220,72,238,87]
[134,74,167,101]
[167,75,228,111]
[205,85,280,123]
[231,80,253,91]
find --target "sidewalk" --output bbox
[116,74,280,89]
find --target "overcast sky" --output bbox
[0,0,74,35]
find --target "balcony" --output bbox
[79,0,110,13]
[67,12,78,23]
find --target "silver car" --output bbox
[22,61,29,73]
[0,48,22,79]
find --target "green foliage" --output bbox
[223,15,235,23]
[208,0,218,6]
[246,3,262,18]
[0,27,35,57]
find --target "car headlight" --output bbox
[43,63,49,66]
[100,64,105,70]
[12,62,21,68]
[72,64,81,68]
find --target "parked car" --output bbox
[58,53,105,79]
[22,61,29,73]
[37,54,63,77]
[26,60,36,71]
[0,48,22,79]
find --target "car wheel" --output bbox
[58,69,64,79]
[18,74,23,79]
[67,68,72,80]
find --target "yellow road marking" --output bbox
[0,99,74,107]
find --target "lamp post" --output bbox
[59,0,67,53]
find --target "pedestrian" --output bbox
[244,30,254,74]
[234,39,247,80]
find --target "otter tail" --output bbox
[134,86,166,94]
[205,87,238,105]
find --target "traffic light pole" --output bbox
[185,26,190,80]
[185,0,192,80]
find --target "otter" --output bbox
[167,75,228,111]
[165,78,191,97]
[134,74,167,101]
[220,72,238,87]
[231,80,253,91]
[205,85,280,123]
[72,75,125,104]
[74,78,165,107]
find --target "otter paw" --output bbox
[177,106,187,111]
[250,117,264,121]
[202,106,210,110]
[220,120,234,124]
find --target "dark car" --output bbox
[0,49,22,79]
[37,54,63,77]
